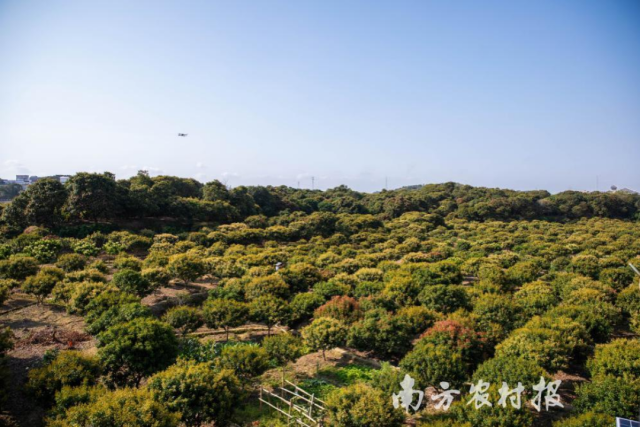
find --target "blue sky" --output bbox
[1,0,639,192]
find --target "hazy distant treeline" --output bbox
[1,171,638,233]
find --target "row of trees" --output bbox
[2,172,639,232]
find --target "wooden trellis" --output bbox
[259,380,326,426]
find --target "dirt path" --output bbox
[0,296,95,427]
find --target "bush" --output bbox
[141,267,171,289]
[325,383,404,427]
[163,306,203,336]
[218,343,269,381]
[249,295,291,336]
[302,317,348,360]
[279,263,321,293]
[552,412,615,427]
[148,361,241,426]
[263,333,304,382]
[98,318,179,386]
[400,341,467,388]
[112,268,153,297]
[244,274,290,300]
[55,253,87,272]
[599,267,634,291]
[495,326,572,372]
[22,269,63,303]
[348,309,415,358]
[49,387,180,427]
[0,256,39,280]
[290,292,325,323]
[418,285,470,313]
[586,338,640,380]
[26,351,101,402]
[514,281,558,317]
[66,281,109,314]
[472,355,548,387]
[167,253,206,285]
[314,296,362,324]
[573,375,640,419]
[203,298,249,340]
[86,302,152,335]
[113,255,142,271]
[72,239,100,257]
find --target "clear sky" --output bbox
[1,0,639,192]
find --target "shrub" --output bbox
[313,280,351,300]
[263,333,304,383]
[218,343,269,381]
[514,281,558,317]
[0,256,39,280]
[148,361,241,426]
[113,254,143,271]
[573,375,640,419]
[587,338,640,380]
[552,412,615,427]
[163,306,203,336]
[66,281,109,314]
[141,267,171,289]
[418,285,470,313]
[72,239,100,257]
[249,295,291,336]
[400,341,467,389]
[472,355,548,387]
[98,318,179,386]
[325,383,404,427]
[22,269,62,304]
[112,268,153,297]
[314,296,362,324]
[290,292,325,323]
[279,263,321,293]
[86,302,152,335]
[348,309,416,358]
[599,267,634,291]
[48,387,180,427]
[203,298,249,340]
[26,351,101,402]
[244,274,290,300]
[495,326,572,372]
[167,253,206,285]
[302,317,348,360]
[55,253,87,272]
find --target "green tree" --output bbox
[26,351,101,402]
[148,361,241,426]
[112,268,153,297]
[202,298,249,340]
[263,333,304,384]
[249,295,291,337]
[55,253,87,272]
[0,256,39,280]
[302,317,347,360]
[64,172,120,222]
[167,253,206,286]
[217,343,269,382]
[22,178,68,227]
[22,269,62,304]
[400,341,467,389]
[325,383,404,427]
[587,338,640,380]
[49,387,180,427]
[98,318,179,386]
[163,306,203,337]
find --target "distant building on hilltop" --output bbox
[610,185,638,195]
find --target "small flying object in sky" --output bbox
[178,133,188,137]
